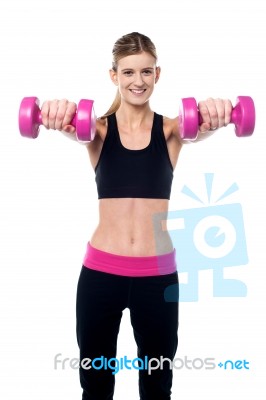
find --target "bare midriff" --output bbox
[90,198,173,257]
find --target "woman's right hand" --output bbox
[41,99,77,134]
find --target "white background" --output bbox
[0,0,265,398]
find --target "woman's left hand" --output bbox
[198,98,233,133]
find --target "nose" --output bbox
[133,72,145,87]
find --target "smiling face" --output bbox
[110,52,161,107]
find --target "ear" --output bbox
[109,69,118,86]
[155,66,161,84]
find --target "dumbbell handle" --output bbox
[36,109,77,127]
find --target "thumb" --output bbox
[63,125,76,134]
[199,122,211,133]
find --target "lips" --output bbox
[130,89,146,95]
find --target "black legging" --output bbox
[76,266,179,400]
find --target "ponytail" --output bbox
[100,89,121,119]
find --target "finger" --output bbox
[198,98,219,131]
[199,122,211,133]
[206,98,219,130]
[62,101,77,130]
[55,99,68,131]
[215,98,225,128]
[63,125,76,134]
[41,101,50,129]
[198,100,211,128]
[224,99,233,126]
[47,100,59,130]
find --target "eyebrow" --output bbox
[121,67,155,71]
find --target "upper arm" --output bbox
[86,118,107,169]
[163,116,183,169]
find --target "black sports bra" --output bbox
[95,112,174,199]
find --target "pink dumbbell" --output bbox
[179,96,255,140]
[19,97,96,142]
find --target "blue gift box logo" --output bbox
[153,173,249,302]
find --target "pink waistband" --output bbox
[82,243,177,277]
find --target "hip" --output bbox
[82,242,177,277]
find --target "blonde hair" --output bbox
[101,32,158,118]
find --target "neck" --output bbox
[116,101,153,126]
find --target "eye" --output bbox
[123,70,133,76]
[142,69,153,76]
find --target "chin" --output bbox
[131,96,151,106]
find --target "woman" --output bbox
[41,32,232,400]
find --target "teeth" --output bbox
[131,90,145,94]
